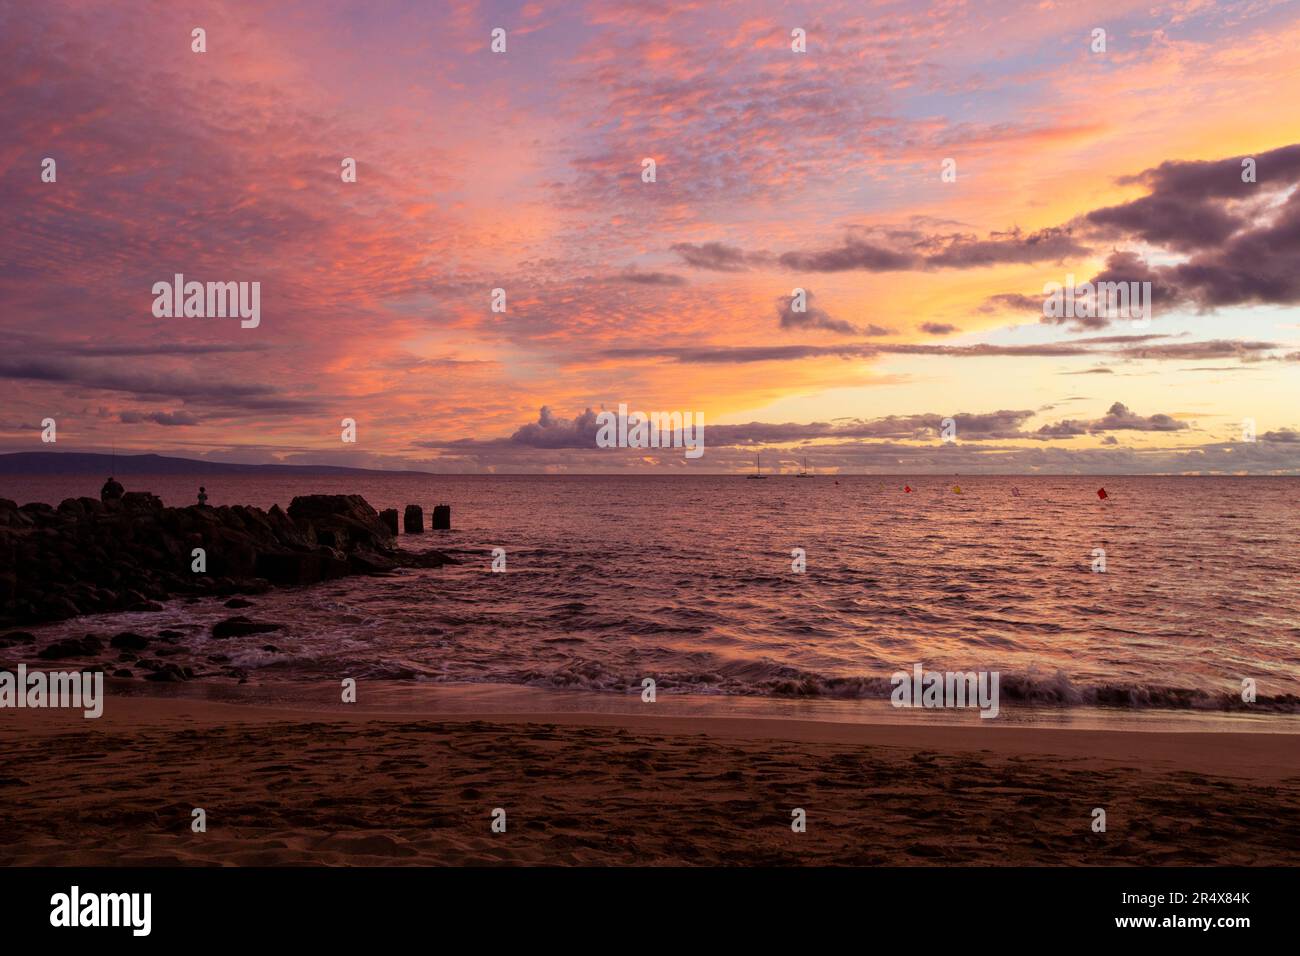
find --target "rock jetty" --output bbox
[0,492,455,628]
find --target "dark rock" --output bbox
[211,615,282,639]
[37,637,91,660]
[121,491,163,512]
[112,669,133,678]
[57,498,86,518]
[288,494,394,550]
[261,644,279,652]
[379,509,399,535]
[45,597,82,619]
[317,547,351,580]
[144,663,187,682]
[223,598,254,609]
[398,550,458,569]
[349,550,398,574]
[157,629,184,640]
[110,632,150,650]
[0,488,448,629]
[255,551,322,586]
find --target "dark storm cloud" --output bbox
[1164,188,1300,308]
[1091,402,1188,432]
[1116,143,1300,202]
[1086,195,1246,252]
[921,226,1088,268]
[670,242,771,272]
[775,291,892,337]
[702,409,1035,445]
[1085,143,1300,253]
[597,337,1284,365]
[119,410,200,426]
[1035,420,1089,437]
[0,356,314,413]
[611,267,689,286]
[676,145,1300,340]
[1028,401,1190,439]
[982,292,1042,313]
[682,225,1089,277]
[778,238,922,272]
[1114,339,1281,361]
[414,403,1221,472]
[987,144,1300,325]
[58,343,273,357]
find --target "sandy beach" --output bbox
[3,682,1298,866]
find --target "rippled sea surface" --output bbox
[8,473,1300,714]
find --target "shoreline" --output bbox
[10,679,1300,779]
[3,684,1299,866]
[7,663,1300,734]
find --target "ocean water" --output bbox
[5,473,1300,716]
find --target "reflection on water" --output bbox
[8,473,1300,723]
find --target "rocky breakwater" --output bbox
[0,492,455,628]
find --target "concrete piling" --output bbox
[403,504,424,533]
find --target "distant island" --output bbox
[0,451,435,477]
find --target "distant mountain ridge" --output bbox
[0,451,432,476]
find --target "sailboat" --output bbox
[795,456,812,478]
[746,452,767,479]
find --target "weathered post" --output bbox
[432,504,451,530]
[403,504,424,533]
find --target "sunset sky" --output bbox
[3,0,1299,473]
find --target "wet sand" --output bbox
[2,685,1299,866]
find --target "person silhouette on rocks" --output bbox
[197,486,209,506]
[101,476,124,503]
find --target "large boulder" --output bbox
[288,494,394,550]
[211,616,282,639]
[255,550,323,585]
[122,491,164,512]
